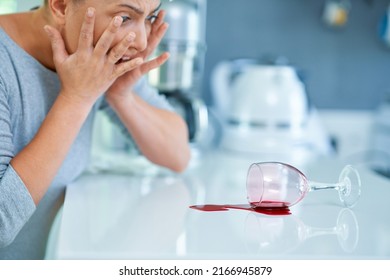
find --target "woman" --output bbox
[0,0,191,248]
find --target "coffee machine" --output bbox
[148,0,208,143]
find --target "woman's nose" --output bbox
[132,24,148,52]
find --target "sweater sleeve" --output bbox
[100,77,173,117]
[98,78,173,151]
[0,82,36,248]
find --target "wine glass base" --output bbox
[336,208,359,253]
[338,165,361,208]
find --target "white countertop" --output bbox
[48,150,390,260]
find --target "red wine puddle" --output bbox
[190,203,291,216]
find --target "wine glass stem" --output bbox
[306,226,337,238]
[308,181,342,192]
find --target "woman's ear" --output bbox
[47,0,68,26]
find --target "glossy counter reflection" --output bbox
[54,174,191,259]
[244,208,359,256]
[52,151,390,259]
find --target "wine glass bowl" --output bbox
[246,162,361,209]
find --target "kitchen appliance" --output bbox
[148,0,208,143]
[211,58,332,162]
[379,4,390,48]
[369,93,390,178]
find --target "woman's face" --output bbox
[62,0,161,57]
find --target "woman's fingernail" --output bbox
[43,25,52,36]
[126,32,135,42]
[87,7,94,17]
[134,58,143,65]
[114,16,122,27]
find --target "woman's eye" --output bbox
[121,16,131,23]
[146,15,157,23]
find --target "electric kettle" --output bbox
[211,58,332,160]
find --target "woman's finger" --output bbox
[151,10,165,33]
[143,22,169,58]
[113,57,144,78]
[107,32,136,64]
[44,25,68,66]
[77,7,96,52]
[94,16,123,57]
[138,52,169,74]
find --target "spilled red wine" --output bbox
[190,203,291,216]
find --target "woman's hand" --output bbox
[44,7,143,106]
[105,10,170,101]
[99,10,190,172]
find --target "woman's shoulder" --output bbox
[0,25,21,56]
[0,30,12,89]
[0,25,18,60]
[0,29,18,90]
[0,27,47,90]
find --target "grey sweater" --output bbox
[0,28,171,248]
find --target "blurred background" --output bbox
[204,0,390,110]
